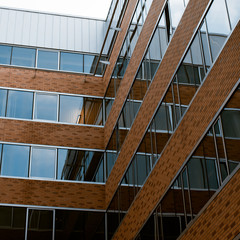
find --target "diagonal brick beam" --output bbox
[106,0,211,205]
[103,0,139,90]
[179,168,240,240]
[104,0,166,146]
[112,21,240,239]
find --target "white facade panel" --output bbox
[0,9,9,43]
[0,8,107,54]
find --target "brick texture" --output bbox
[111,21,240,239]
[0,119,104,149]
[104,0,165,145]
[180,168,240,240]
[0,177,105,209]
[0,66,104,97]
[103,0,139,89]
[106,0,211,205]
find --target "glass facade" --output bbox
[0,88,103,126]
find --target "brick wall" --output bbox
[0,177,105,209]
[0,66,104,97]
[0,119,104,149]
[180,168,240,240]
[111,21,240,239]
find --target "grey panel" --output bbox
[22,12,31,44]
[0,8,107,54]
[52,15,61,49]
[59,16,68,50]
[37,14,46,47]
[45,15,53,48]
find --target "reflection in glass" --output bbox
[57,149,68,180]
[221,110,240,138]
[60,52,83,73]
[206,0,230,35]
[0,89,7,117]
[27,209,53,240]
[169,0,185,28]
[59,95,83,123]
[84,54,95,73]
[0,45,12,64]
[1,144,29,177]
[7,90,33,119]
[12,47,36,67]
[0,206,26,240]
[35,93,58,121]
[31,148,56,178]
[37,50,58,70]
[226,0,240,28]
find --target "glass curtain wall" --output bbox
[137,84,240,240]
[0,205,105,240]
[0,88,103,126]
[106,0,239,236]
[0,143,104,183]
[105,0,190,180]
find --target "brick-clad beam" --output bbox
[106,0,211,205]
[103,0,139,89]
[0,119,104,150]
[104,0,166,145]
[0,66,104,97]
[179,168,240,240]
[112,21,240,239]
[0,177,105,210]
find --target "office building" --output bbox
[0,0,239,239]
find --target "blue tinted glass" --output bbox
[35,93,58,121]
[37,50,58,70]
[84,55,95,73]
[57,149,68,180]
[6,90,33,119]
[31,148,56,178]
[0,89,7,117]
[59,95,83,123]
[227,0,240,28]
[0,45,11,64]
[60,52,83,72]
[1,144,29,177]
[12,47,36,67]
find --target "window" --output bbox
[60,52,83,73]
[6,90,33,119]
[57,149,68,180]
[31,148,56,179]
[11,47,36,67]
[84,54,95,73]
[37,50,58,70]
[1,144,30,177]
[59,95,83,123]
[34,93,58,121]
[226,0,240,28]
[0,45,12,64]
[0,89,7,117]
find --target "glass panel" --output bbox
[59,95,83,124]
[206,0,230,35]
[57,149,68,180]
[27,209,53,240]
[221,110,240,138]
[84,54,95,73]
[35,93,58,121]
[31,148,56,178]
[0,89,7,117]
[208,34,227,61]
[7,90,33,119]
[60,52,83,73]
[0,45,12,64]
[206,158,219,189]
[154,105,172,131]
[226,0,240,28]
[169,0,185,28]
[12,47,36,67]
[37,50,58,70]
[1,144,29,177]
[0,206,26,240]
[200,22,211,66]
